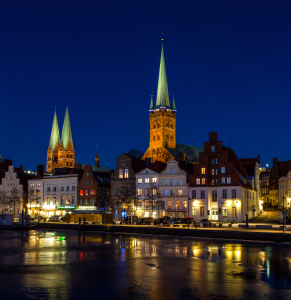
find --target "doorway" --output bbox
[211,208,218,220]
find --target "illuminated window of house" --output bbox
[90,190,96,195]
[183,201,187,209]
[138,178,142,184]
[153,188,157,195]
[145,200,149,208]
[138,199,142,207]
[66,196,70,204]
[152,177,157,183]
[138,189,142,196]
[124,169,129,178]
[196,178,200,185]
[80,190,84,196]
[170,190,175,196]
[168,201,172,209]
[145,189,148,196]
[37,190,40,195]
[201,178,205,185]
[85,190,88,196]
[61,196,64,204]
[178,190,182,196]
[201,168,205,174]
[47,196,50,204]
[119,169,123,178]
[153,199,157,207]
[175,201,179,209]
[145,178,149,183]
[53,197,56,204]
[223,207,227,217]
[192,206,196,216]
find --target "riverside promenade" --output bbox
[35,222,291,243]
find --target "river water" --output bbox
[0,230,290,299]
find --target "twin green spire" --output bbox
[150,44,176,111]
[49,106,73,151]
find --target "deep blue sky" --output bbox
[1,0,291,170]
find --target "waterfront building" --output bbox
[47,106,75,172]
[188,132,259,223]
[260,171,270,206]
[77,165,111,211]
[142,45,203,163]
[279,172,291,208]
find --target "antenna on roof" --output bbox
[228,137,232,149]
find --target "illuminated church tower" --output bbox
[47,106,75,172]
[142,45,177,163]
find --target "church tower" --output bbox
[142,45,177,163]
[59,106,75,168]
[46,106,75,172]
[47,110,61,172]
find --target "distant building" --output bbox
[47,106,75,172]
[142,45,203,163]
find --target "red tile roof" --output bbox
[222,146,248,177]
[239,158,259,176]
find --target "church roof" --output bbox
[49,110,61,152]
[156,45,170,109]
[165,143,204,163]
[61,106,74,149]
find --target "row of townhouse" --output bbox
[111,133,261,223]
[28,165,111,217]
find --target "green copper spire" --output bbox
[156,45,170,109]
[49,110,60,151]
[149,94,154,111]
[61,106,74,149]
[172,95,176,110]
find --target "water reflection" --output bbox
[0,230,291,299]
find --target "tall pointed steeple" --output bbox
[61,106,73,149]
[172,95,176,111]
[156,44,170,109]
[95,144,100,168]
[49,110,60,152]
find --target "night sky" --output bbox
[1,1,291,170]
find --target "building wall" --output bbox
[27,178,44,215]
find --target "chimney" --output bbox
[37,165,44,176]
[209,132,217,144]
[273,157,278,167]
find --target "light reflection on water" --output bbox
[0,230,291,299]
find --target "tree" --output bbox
[28,187,41,216]
[114,183,137,219]
[127,148,144,160]
[143,182,162,218]
[177,146,198,163]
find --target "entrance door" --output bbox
[211,208,218,220]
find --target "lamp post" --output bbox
[283,195,285,233]
[188,197,191,229]
[236,200,238,224]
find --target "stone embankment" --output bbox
[36,223,291,243]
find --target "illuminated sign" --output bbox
[26,204,41,208]
[78,206,96,210]
[58,206,76,210]
[42,205,57,210]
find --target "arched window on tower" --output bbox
[153,122,156,128]
[157,135,160,140]
[170,123,173,128]
[153,135,156,141]
[170,135,173,141]
[166,134,169,140]
[166,122,169,127]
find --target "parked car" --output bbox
[181,217,196,225]
[124,216,139,224]
[196,219,212,226]
[139,217,155,225]
[173,218,182,224]
[35,215,47,222]
[48,215,63,222]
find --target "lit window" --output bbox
[90,199,95,206]
[80,190,83,196]
[201,178,205,185]
[138,189,142,196]
[201,168,205,174]
[153,200,157,207]
[192,206,196,216]
[119,169,123,178]
[221,177,225,184]
[145,178,149,183]
[168,201,172,209]
[211,146,215,152]
[153,189,157,195]
[138,200,142,207]
[124,169,129,178]
[221,167,225,174]
[171,190,175,196]
[178,190,182,196]
[145,200,149,208]
[90,190,96,195]
[183,201,187,209]
[176,201,179,209]
[196,178,201,185]
[223,207,227,217]
[145,189,148,196]
[138,178,142,184]
[85,190,88,196]
[152,177,157,183]
[66,196,70,204]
